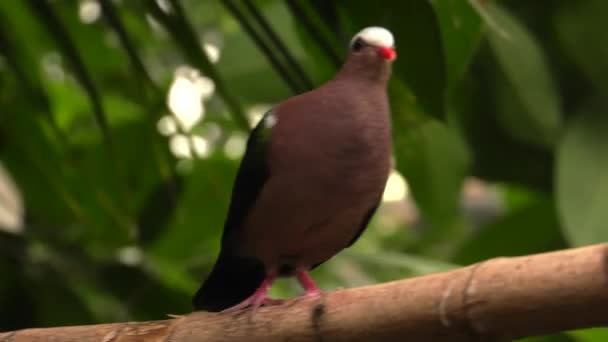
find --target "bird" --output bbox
[193,26,396,313]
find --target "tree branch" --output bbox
[2,244,607,341]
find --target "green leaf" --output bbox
[394,118,471,235]
[556,108,608,246]
[454,55,554,192]
[484,3,562,147]
[431,0,483,87]
[554,0,608,94]
[147,157,235,262]
[568,328,608,342]
[517,334,575,342]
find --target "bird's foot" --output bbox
[296,268,322,300]
[294,289,322,303]
[221,274,281,314]
[221,295,284,314]
[301,288,322,298]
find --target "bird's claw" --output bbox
[296,289,322,302]
[221,295,284,314]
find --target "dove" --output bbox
[193,26,396,312]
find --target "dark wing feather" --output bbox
[220,110,274,246]
[193,110,274,311]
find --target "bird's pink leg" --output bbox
[221,273,283,314]
[296,268,321,298]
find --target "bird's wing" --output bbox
[220,109,275,247]
[193,111,274,311]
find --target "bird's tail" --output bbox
[192,252,266,312]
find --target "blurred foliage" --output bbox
[0,1,606,340]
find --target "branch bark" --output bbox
[2,244,607,341]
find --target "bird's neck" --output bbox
[332,57,392,87]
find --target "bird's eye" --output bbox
[351,38,365,52]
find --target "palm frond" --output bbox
[285,0,342,68]
[222,0,302,94]
[98,0,160,102]
[242,0,314,91]
[146,0,250,130]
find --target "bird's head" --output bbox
[349,27,396,62]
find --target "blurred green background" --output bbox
[0,0,606,340]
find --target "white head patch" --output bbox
[351,27,394,48]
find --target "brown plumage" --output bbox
[193,26,396,312]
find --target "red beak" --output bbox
[378,46,396,61]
